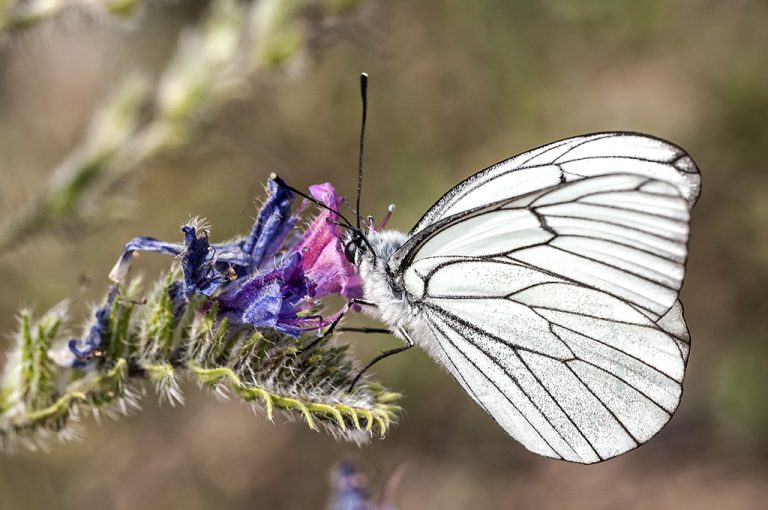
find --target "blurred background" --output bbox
[1,0,767,508]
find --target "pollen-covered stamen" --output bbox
[376,204,395,231]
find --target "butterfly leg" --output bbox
[299,298,378,353]
[348,326,414,391]
[337,327,392,334]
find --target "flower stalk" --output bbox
[0,178,402,452]
[1,1,150,33]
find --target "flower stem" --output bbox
[0,274,401,452]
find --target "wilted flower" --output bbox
[109,180,298,297]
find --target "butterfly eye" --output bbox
[344,240,358,264]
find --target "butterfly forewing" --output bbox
[409,132,700,238]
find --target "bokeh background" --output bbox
[1,0,768,508]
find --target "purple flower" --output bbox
[109,179,298,298]
[111,225,236,298]
[328,462,403,510]
[294,183,363,300]
[216,252,320,337]
[104,178,365,338]
[68,286,118,366]
[328,462,374,510]
[212,184,362,335]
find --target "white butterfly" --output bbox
[281,76,700,463]
[337,130,700,464]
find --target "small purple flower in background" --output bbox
[327,462,403,510]
[329,462,374,510]
[294,183,363,300]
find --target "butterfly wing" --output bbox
[410,132,700,237]
[392,173,693,463]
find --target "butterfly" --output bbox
[282,74,700,464]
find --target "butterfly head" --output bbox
[343,230,366,264]
[345,227,407,269]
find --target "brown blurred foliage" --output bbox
[1,1,767,508]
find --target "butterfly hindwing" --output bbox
[395,173,691,463]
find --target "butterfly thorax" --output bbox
[355,229,418,330]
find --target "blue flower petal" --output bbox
[217,252,314,337]
[109,237,183,282]
[243,179,297,269]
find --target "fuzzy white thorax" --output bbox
[354,229,444,363]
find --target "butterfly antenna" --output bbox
[356,72,368,231]
[270,173,355,228]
